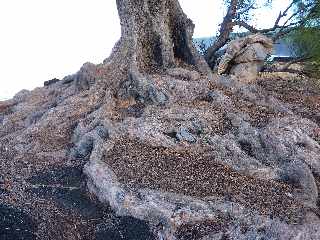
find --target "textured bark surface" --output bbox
[106,0,211,76]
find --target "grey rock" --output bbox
[0,175,4,185]
[191,119,204,135]
[279,160,318,207]
[176,127,197,143]
[61,75,75,85]
[44,78,60,87]
[95,126,109,141]
[25,110,45,126]
[218,34,273,83]
[206,90,233,108]
[13,89,30,103]
[145,85,168,106]
[74,63,98,91]
[74,136,94,159]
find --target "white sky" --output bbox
[0,0,290,99]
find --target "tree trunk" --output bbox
[205,0,238,69]
[106,0,211,76]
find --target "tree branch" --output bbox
[237,2,256,16]
[231,1,296,36]
[234,20,279,33]
[281,56,311,71]
[204,0,316,69]
[233,1,315,41]
[205,0,238,68]
[273,2,316,40]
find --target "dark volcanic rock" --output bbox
[25,110,45,126]
[27,166,85,188]
[26,186,104,219]
[26,166,101,218]
[0,204,37,240]
[44,78,60,87]
[74,136,94,159]
[22,166,156,239]
[95,217,155,240]
[0,175,4,185]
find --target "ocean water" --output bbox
[0,90,13,101]
[0,96,9,101]
[193,36,295,58]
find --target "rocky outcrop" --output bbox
[218,34,273,83]
[1,62,320,240]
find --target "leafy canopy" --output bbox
[287,0,320,74]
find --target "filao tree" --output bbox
[106,0,212,80]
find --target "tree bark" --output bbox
[106,0,211,77]
[205,0,238,69]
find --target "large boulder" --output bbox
[218,34,273,83]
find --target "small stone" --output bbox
[126,103,145,118]
[44,78,60,87]
[176,128,196,143]
[75,137,94,158]
[25,110,45,126]
[146,86,168,106]
[0,176,4,185]
[61,75,75,84]
[191,119,204,135]
[285,192,293,198]
[95,126,109,140]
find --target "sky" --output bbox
[0,0,290,100]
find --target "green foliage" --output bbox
[288,28,320,60]
[287,0,320,75]
[223,0,272,22]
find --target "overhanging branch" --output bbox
[233,1,316,41]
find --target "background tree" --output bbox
[205,0,319,69]
[286,0,320,75]
[205,0,271,68]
